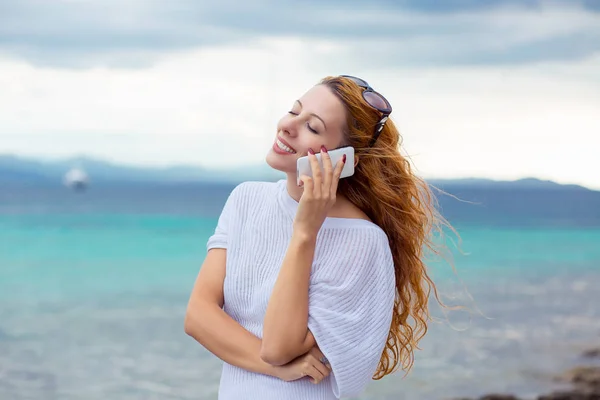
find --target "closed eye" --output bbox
[288,107,319,133]
[307,123,318,134]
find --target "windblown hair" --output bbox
[321,76,456,378]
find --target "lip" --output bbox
[272,136,297,155]
[277,136,297,153]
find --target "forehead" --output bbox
[299,85,346,131]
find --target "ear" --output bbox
[353,154,360,167]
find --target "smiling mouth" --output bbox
[275,137,297,154]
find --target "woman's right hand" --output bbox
[275,346,331,384]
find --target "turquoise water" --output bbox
[2,214,599,299]
[1,185,599,400]
[0,214,215,301]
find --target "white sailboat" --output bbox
[63,167,89,191]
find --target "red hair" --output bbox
[321,76,457,378]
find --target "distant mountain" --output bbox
[0,154,284,185]
[0,165,51,184]
[1,154,599,226]
[428,177,591,191]
[0,154,594,192]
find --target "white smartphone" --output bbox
[296,146,355,186]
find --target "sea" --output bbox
[1,182,599,400]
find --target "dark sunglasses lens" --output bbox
[363,91,391,112]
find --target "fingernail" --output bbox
[308,148,315,155]
[342,154,346,163]
[320,145,328,153]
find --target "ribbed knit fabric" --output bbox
[206,179,396,400]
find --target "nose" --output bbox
[279,117,299,137]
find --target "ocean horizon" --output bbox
[1,181,599,400]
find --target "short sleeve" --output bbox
[206,184,244,251]
[307,229,396,399]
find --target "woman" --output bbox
[185,75,449,399]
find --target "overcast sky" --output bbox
[1,0,599,188]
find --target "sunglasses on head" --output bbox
[340,75,392,147]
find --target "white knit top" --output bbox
[206,179,396,400]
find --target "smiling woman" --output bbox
[184,75,455,399]
[265,86,348,173]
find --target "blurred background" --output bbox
[1,1,599,399]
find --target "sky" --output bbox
[1,0,599,188]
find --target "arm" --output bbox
[260,232,317,365]
[185,248,298,377]
[261,147,345,366]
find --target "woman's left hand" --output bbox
[274,346,331,384]
[293,146,346,238]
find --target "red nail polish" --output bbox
[308,148,315,155]
[342,154,346,163]
[320,145,328,153]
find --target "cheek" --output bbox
[297,137,324,153]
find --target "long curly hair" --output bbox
[321,76,456,378]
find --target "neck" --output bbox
[285,173,304,202]
[285,173,350,213]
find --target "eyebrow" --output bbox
[296,100,327,130]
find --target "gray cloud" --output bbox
[0,0,599,68]
[306,0,600,13]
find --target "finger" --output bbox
[305,364,325,384]
[312,357,331,378]
[320,146,333,192]
[299,175,313,194]
[307,149,322,197]
[330,153,346,196]
[309,348,331,374]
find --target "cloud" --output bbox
[1,1,599,188]
[0,0,599,68]
[0,38,599,188]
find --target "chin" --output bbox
[265,149,296,174]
